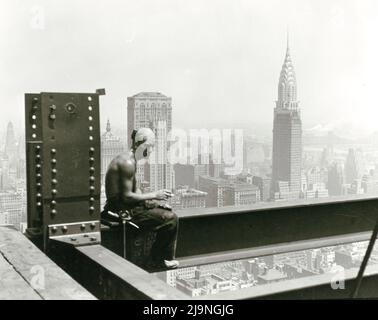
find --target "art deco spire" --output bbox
[277,32,298,106]
[5,121,16,157]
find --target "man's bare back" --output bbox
[105,152,136,201]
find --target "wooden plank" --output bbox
[0,226,96,300]
[0,254,41,300]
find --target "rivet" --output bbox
[35,155,41,161]
[33,105,38,111]
[35,145,41,151]
[80,224,86,230]
[89,186,95,193]
[89,157,95,163]
[89,197,95,203]
[36,183,42,188]
[36,173,42,180]
[51,149,56,154]
[90,237,97,241]
[52,179,58,185]
[89,176,95,182]
[49,114,56,120]
[52,226,57,233]
[62,226,68,232]
[89,206,95,213]
[36,164,41,170]
[52,169,57,175]
[70,237,77,242]
[51,159,57,165]
[36,193,42,198]
[83,234,89,238]
[89,147,95,153]
[51,209,57,215]
[51,189,57,195]
[90,222,96,229]
[89,167,95,173]
[51,200,57,206]
[50,105,56,110]
[36,202,42,207]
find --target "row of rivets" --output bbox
[80,222,97,230]
[50,223,97,237]
[88,102,93,140]
[31,97,38,139]
[49,104,56,120]
[51,148,57,216]
[89,139,96,214]
[89,147,96,214]
[87,100,95,215]
[35,145,42,208]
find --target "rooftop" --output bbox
[131,92,169,99]
[257,269,287,282]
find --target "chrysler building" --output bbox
[271,36,302,200]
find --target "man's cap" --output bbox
[133,127,155,144]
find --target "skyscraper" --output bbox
[344,148,365,184]
[127,92,174,191]
[4,122,16,162]
[328,162,346,196]
[271,36,302,200]
[101,120,125,184]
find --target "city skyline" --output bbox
[2,1,378,226]
[1,0,378,138]
[2,1,378,303]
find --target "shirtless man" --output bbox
[103,127,179,269]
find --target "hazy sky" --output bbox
[1,0,378,138]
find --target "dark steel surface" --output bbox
[175,196,378,257]
[101,223,157,269]
[47,238,187,300]
[25,91,102,250]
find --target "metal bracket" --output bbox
[48,221,101,246]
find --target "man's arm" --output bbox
[115,160,171,203]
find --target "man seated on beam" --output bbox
[102,127,179,269]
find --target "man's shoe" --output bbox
[146,259,179,271]
[164,259,179,269]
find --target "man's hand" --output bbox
[155,189,173,201]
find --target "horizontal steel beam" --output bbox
[42,196,378,299]
[175,195,378,257]
[47,238,187,300]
